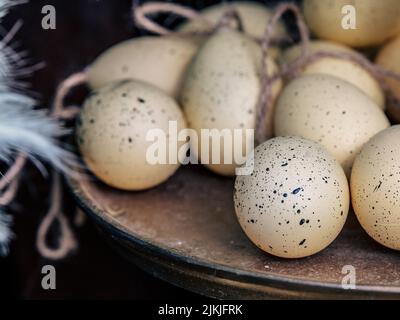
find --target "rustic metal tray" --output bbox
[67,165,400,299]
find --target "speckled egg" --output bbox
[234,136,349,259]
[376,36,400,123]
[87,36,199,98]
[303,0,400,47]
[351,126,400,250]
[77,80,186,191]
[181,29,282,176]
[274,74,390,176]
[281,40,385,108]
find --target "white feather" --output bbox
[0,29,38,92]
[0,95,78,173]
[0,1,78,175]
[0,0,72,257]
[0,0,24,20]
[0,210,13,256]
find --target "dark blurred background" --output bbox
[0,0,297,300]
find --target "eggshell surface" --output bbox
[87,36,199,98]
[77,80,186,191]
[351,126,400,250]
[274,74,390,175]
[281,40,385,108]
[181,29,282,176]
[376,36,400,102]
[234,136,349,259]
[303,0,400,47]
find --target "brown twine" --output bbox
[0,20,30,196]
[133,1,246,37]
[133,2,204,36]
[53,72,88,117]
[255,3,400,143]
[132,1,292,45]
[34,72,87,260]
[36,172,77,260]
[32,4,249,261]
[286,50,400,84]
[255,3,310,143]
[0,154,26,192]
[0,71,87,260]
[0,179,19,206]
[212,9,244,34]
[278,48,400,125]
[131,2,296,144]
[0,73,86,197]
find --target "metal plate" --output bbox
[68,166,400,299]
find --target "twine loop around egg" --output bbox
[133,1,247,36]
[255,3,400,142]
[255,3,310,143]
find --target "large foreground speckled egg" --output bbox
[351,126,400,250]
[77,80,186,191]
[234,136,350,259]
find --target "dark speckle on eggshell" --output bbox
[351,125,400,251]
[274,74,390,176]
[76,79,186,191]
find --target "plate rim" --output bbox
[66,175,400,298]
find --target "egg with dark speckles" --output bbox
[87,36,199,98]
[234,136,349,259]
[181,29,282,176]
[376,35,400,109]
[274,74,390,176]
[77,80,186,191]
[281,40,385,108]
[351,126,400,250]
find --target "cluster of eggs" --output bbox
[77,1,400,259]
